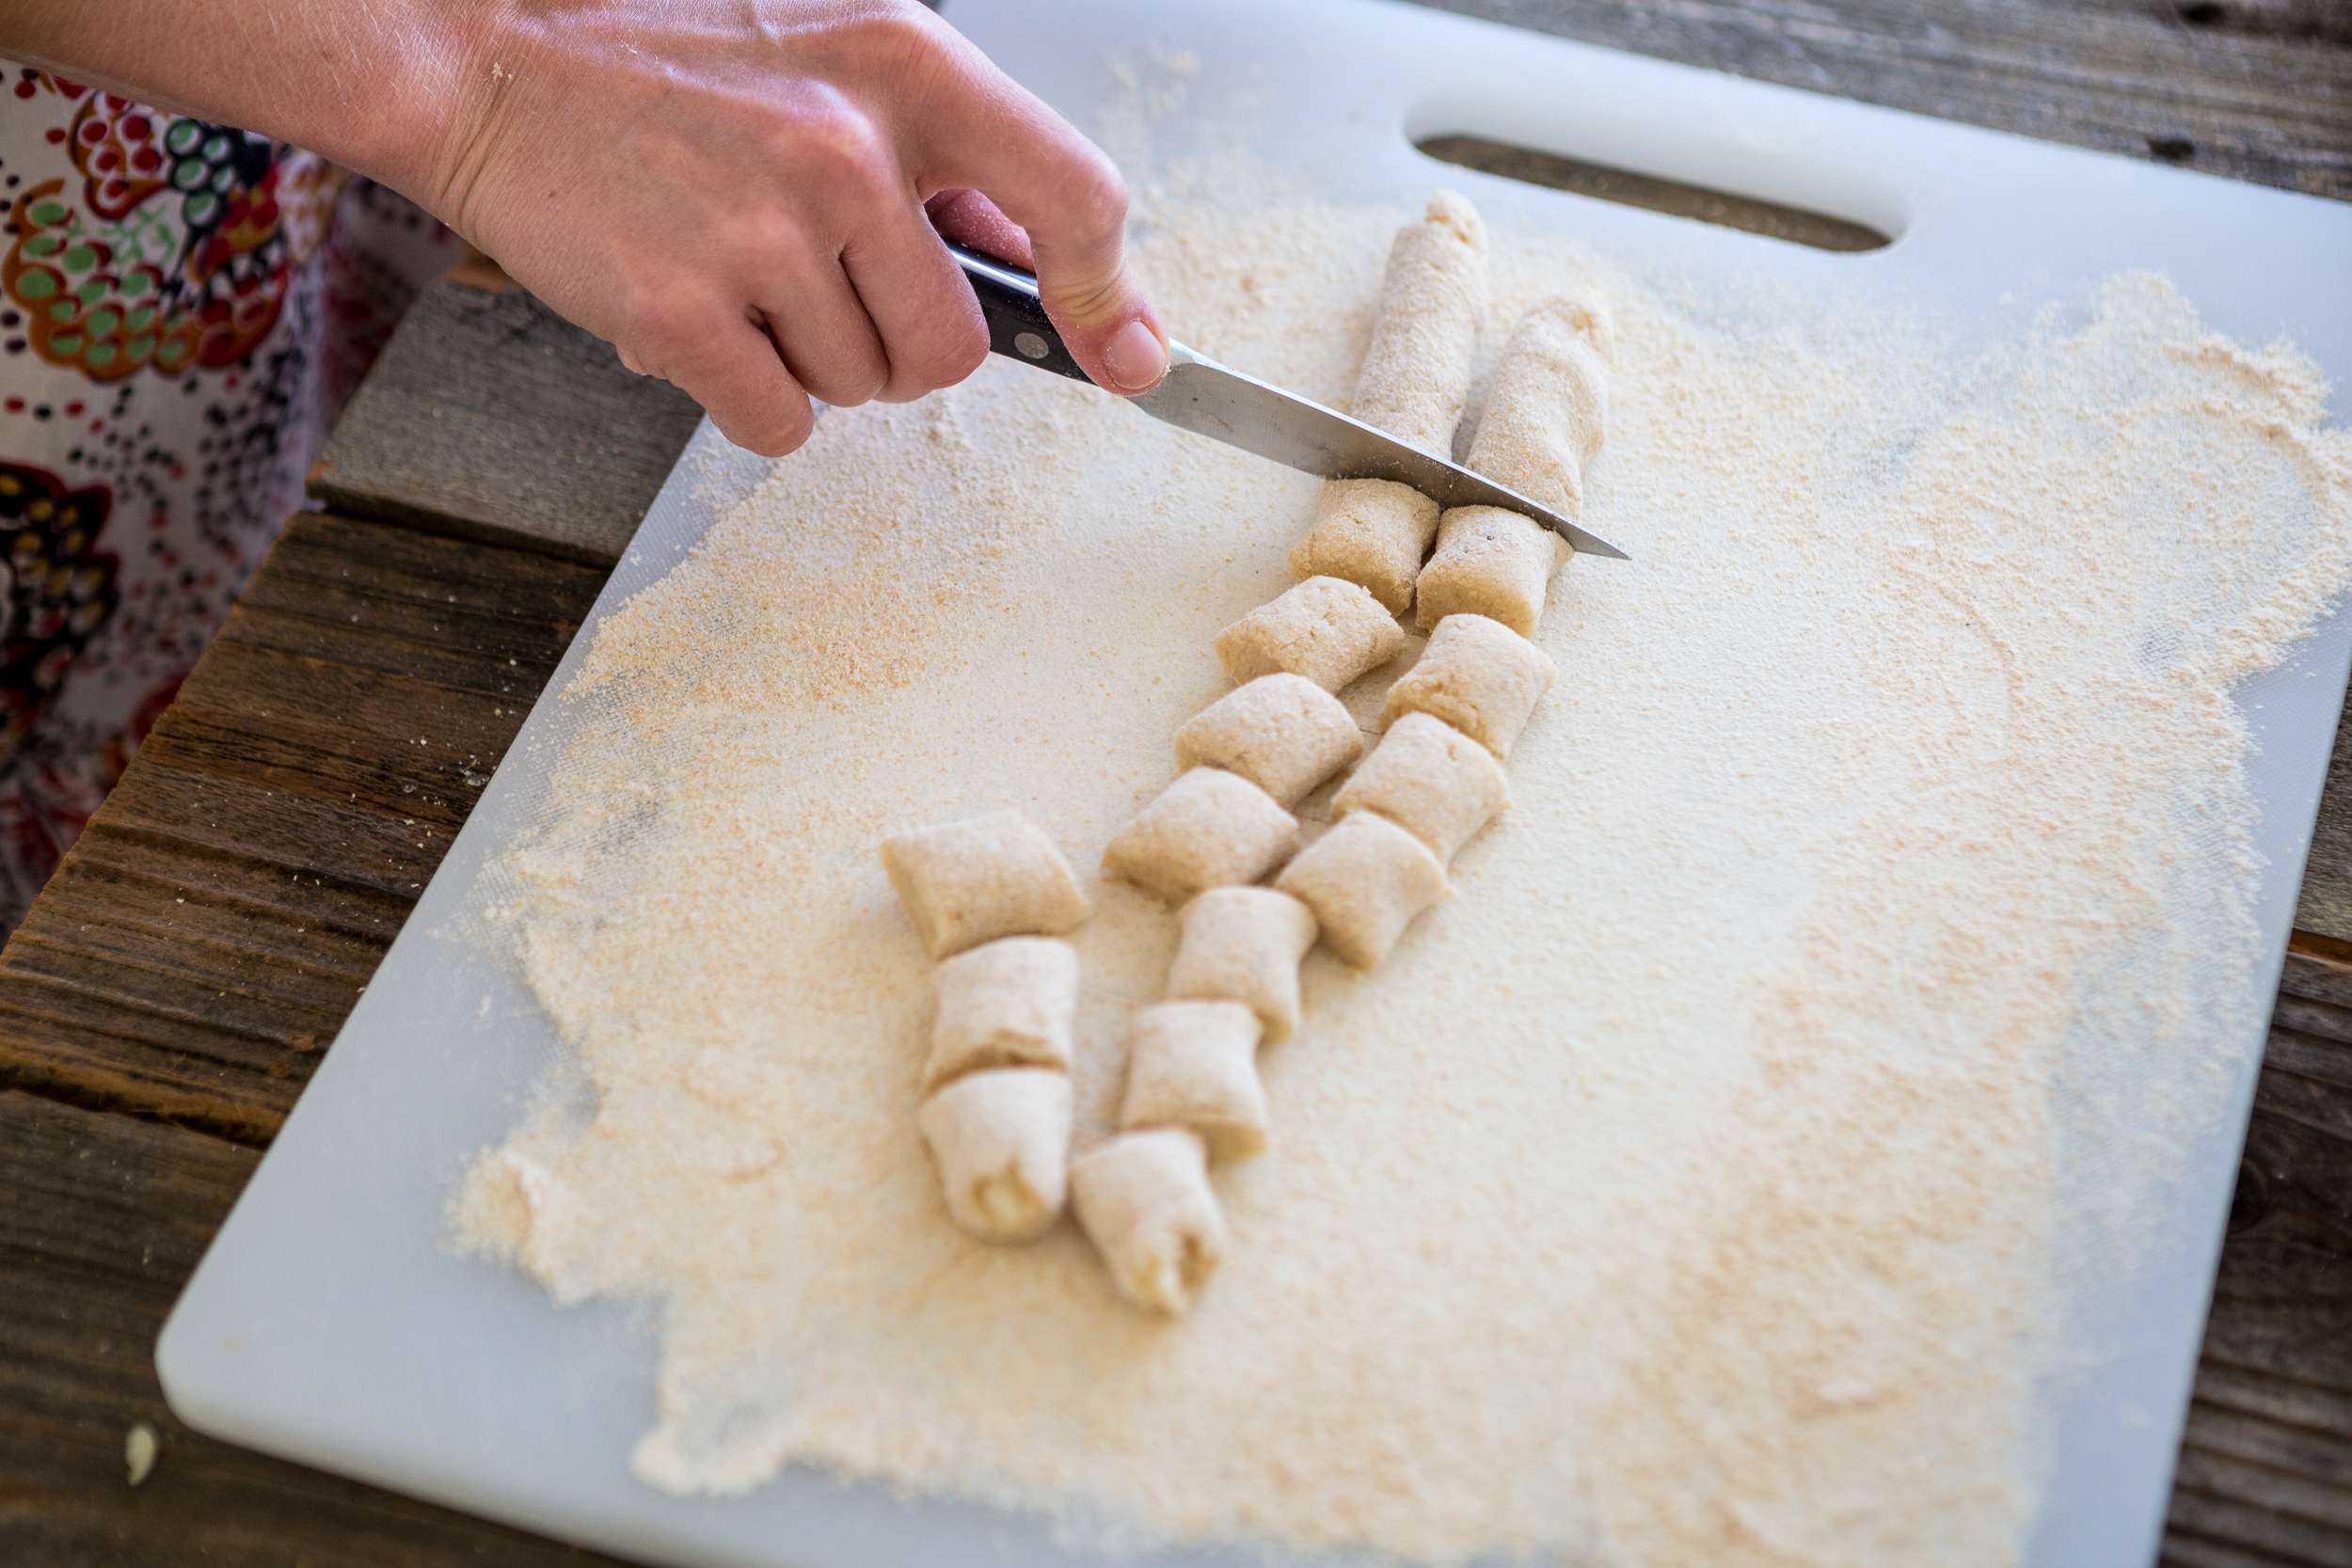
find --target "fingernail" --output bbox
[1103,320,1168,392]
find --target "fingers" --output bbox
[841,194,991,404]
[900,42,1168,393]
[755,238,894,408]
[926,187,1034,270]
[622,309,816,458]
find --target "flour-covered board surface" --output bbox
[157,2,2352,1566]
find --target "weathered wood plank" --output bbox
[307,282,705,568]
[0,1089,628,1568]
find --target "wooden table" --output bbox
[5,4,2347,1563]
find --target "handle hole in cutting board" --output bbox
[1418,135,1893,253]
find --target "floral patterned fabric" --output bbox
[0,69,459,930]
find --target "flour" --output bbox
[451,155,2352,1567]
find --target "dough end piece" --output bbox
[918,1068,1073,1243]
[1414,506,1568,638]
[1072,1128,1228,1316]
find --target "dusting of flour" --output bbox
[452,156,2352,1566]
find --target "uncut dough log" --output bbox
[924,936,1078,1091]
[917,1068,1073,1243]
[1414,505,1568,637]
[1465,293,1613,520]
[1349,190,1490,452]
[1118,1001,1269,1164]
[1274,810,1451,970]
[1381,612,1560,760]
[1216,576,1408,693]
[1172,673,1365,809]
[1071,1128,1228,1317]
[1164,886,1319,1044]
[1332,712,1511,862]
[1101,768,1299,904]
[1287,479,1442,615]
[881,810,1089,959]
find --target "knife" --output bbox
[948,243,1630,562]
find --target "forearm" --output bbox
[0,0,480,203]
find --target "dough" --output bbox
[1163,885,1319,1044]
[1274,811,1451,970]
[881,809,1090,959]
[1414,505,1568,637]
[1348,190,1490,452]
[924,936,1079,1092]
[1216,576,1408,693]
[1383,612,1559,760]
[1070,1128,1228,1317]
[1101,768,1300,904]
[1287,478,1442,615]
[1118,1000,1269,1164]
[1465,293,1613,521]
[916,1067,1073,1244]
[1331,712,1511,862]
[1172,673,1365,809]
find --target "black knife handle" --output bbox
[946,241,1098,387]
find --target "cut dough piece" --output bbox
[1164,886,1319,1044]
[917,1068,1073,1244]
[1414,505,1568,637]
[1172,673,1365,809]
[1381,612,1560,760]
[1465,293,1613,520]
[1119,1001,1268,1164]
[1332,712,1511,862]
[1274,810,1451,970]
[1216,577,1408,693]
[1287,479,1441,614]
[1101,768,1299,904]
[1071,1128,1227,1317]
[1349,190,1490,452]
[924,936,1078,1092]
[881,810,1090,959]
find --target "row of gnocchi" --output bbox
[880,189,1613,1317]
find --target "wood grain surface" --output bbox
[2,1,2348,1563]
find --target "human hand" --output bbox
[420,0,1167,455]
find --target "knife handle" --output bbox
[946,241,1099,387]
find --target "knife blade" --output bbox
[948,243,1630,562]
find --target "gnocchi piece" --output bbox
[1274,811,1451,970]
[1331,712,1512,862]
[924,936,1079,1092]
[1070,1128,1228,1317]
[881,810,1090,959]
[1163,886,1318,1044]
[1100,768,1299,905]
[1349,190,1491,452]
[1414,505,1568,637]
[1286,478,1441,615]
[1380,612,1560,760]
[1118,1001,1269,1164]
[1216,577,1408,693]
[1465,293,1613,521]
[1172,673,1365,809]
[917,1068,1073,1244]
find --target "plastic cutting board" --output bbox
[158,2,2352,1564]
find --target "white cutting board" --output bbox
[158,2,2352,1565]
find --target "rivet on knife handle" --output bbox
[948,241,1096,385]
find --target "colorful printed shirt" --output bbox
[0,68,459,930]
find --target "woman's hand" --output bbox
[421,1,1165,454]
[0,0,1168,456]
